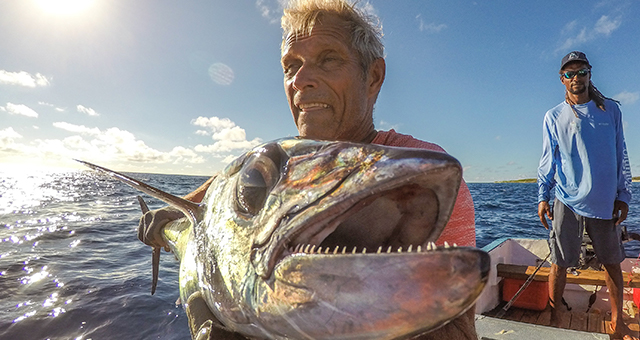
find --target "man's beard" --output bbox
[568,82,588,95]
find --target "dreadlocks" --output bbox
[588,80,620,110]
[566,80,620,111]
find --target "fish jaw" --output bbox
[251,141,463,279]
[253,246,490,339]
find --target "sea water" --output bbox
[1,169,638,339]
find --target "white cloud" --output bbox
[2,103,39,118]
[77,105,99,116]
[0,70,50,88]
[39,102,66,112]
[594,15,621,35]
[614,91,640,105]
[0,127,23,149]
[416,14,447,33]
[556,15,622,52]
[192,116,237,131]
[256,0,286,23]
[53,122,101,135]
[192,116,262,158]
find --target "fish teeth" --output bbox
[377,246,382,254]
[417,245,422,253]
[407,245,413,253]
[333,246,339,255]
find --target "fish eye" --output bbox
[235,153,279,215]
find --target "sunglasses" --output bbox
[561,69,590,79]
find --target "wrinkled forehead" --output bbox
[282,13,352,54]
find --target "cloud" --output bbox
[0,127,23,149]
[594,15,621,35]
[25,122,203,164]
[614,91,640,105]
[39,102,66,112]
[53,122,101,135]
[556,15,622,52]
[256,0,286,23]
[2,103,39,118]
[0,70,51,87]
[416,14,447,33]
[77,105,99,116]
[192,116,262,157]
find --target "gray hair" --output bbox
[281,0,384,74]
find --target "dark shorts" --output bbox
[549,198,625,268]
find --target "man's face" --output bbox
[281,15,382,142]
[561,62,591,95]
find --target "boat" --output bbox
[474,235,640,339]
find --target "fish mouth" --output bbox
[285,183,440,256]
[251,147,463,280]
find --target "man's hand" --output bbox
[138,206,185,251]
[538,201,552,229]
[613,200,629,226]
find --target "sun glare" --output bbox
[34,0,96,15]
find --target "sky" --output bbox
[1,0,639,182]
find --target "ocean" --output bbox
[1,169,639,339]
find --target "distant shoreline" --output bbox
[496,177,640,183]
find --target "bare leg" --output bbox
[603,263,639,340]
[548,263,567,326]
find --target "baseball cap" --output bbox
[560,51,591,70]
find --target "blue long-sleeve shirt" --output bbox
[537,99,632,219]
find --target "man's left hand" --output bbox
[613,200,629,225]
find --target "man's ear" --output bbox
[367,58,386,98]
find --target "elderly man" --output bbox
[537,51,634,340]
[141,0,477,338]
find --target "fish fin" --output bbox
[137,195,150,214]
[151,247,160,295]
[138,195,161,295]
[76,159,204,226]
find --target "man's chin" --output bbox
[569,86,587,95]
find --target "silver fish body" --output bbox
[81,138,489,340]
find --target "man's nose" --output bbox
[291,65,317,91]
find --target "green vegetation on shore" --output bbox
[495,178,537,183]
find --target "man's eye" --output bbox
[283,64,300,77]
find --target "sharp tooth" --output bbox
[352,247,357,254]
[304,244,311,253]
[333,246,340,254]
[377,246,382,254]
[342,246,347,254]
[325,247,330,254]
[426,242,435,251]
[417,245,422,253]
[362,247,367,254]
[310,245,317,253]
[444,241,450,248]
[387,246,392,253]
[294,244,301,253]
[453,243,458,247]
[408,245,413,253]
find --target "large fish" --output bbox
[79,137,489,340]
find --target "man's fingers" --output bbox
[540,216,549,230]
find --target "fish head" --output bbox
[196,138,489,339]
